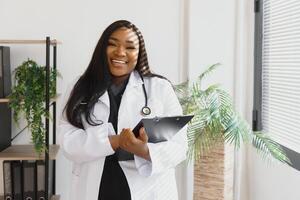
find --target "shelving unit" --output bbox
[0,94,61,104]
[0,38,60,200]
[0,145,59,161]
[0,194,60,200]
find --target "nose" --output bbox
[115,46,126,57]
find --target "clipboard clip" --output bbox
[153,116,160,123]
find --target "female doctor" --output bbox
[59,20,187,200]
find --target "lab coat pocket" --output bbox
[72,163,81,177]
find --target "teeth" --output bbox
[112,59,126,64]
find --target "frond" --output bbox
[187,114,223,161]
[252,131,291,164]
[173,63,289,165]
[197,63,220,83]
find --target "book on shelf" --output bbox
[23,160,36,200]
[2,160,52,200]
[11,161,22,200]
[3,161,12,200]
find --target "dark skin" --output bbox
[107,27,151,161]
[109,128,150,161]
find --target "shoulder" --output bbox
[144,75,173,89]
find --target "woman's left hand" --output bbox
[119,127,151,161]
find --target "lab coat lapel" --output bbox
[118,71,143,133]
[98,91,110,108]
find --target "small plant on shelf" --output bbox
[9,59,57,154]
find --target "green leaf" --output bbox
[173,63,290,165]
[8,59,58,154]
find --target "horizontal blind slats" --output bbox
[262,0,300,153]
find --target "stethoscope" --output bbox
[80,72,151,116]
[139,73,151,116]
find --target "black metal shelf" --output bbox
[0,37,60,200]
[0,194,60,200]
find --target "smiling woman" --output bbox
[106,27,139,84]
[59,20,188,200]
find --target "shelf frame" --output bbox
[0,39,61,45]
[0,94,60,104]
[0,145,59,161]
[0,37,60,200]
[0,194,60,200]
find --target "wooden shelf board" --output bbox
[0,144,59,160]
[0,93,61,104]
[0,39,61,45]
[51,195,61,200]
[0,98,9,103]
[0,195,60,200]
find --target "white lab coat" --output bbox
[59,70,187,200]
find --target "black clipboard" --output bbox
[116,115,194,161]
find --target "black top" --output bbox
[98,79,131,200]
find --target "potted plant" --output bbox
[9,59,58,154]
[173,63,289,199]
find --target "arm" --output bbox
[59,80,117,164]
[134,80,188,176]
[109,135,120,151]
[59,116,117,164]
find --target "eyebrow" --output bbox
[109,37,136,44]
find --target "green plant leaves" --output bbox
[8,59,57,154]
[173,63,290,165]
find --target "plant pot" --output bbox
[194,141,234,200]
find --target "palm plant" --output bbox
[173,63,290,164]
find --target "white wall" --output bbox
[188,0,300,200]
[189,0,236,90]
[0,0,184,199]
[235,0,300,200]
[247,147,300,200]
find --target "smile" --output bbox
[112,59,128,64]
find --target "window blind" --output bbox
[262,0,300,153]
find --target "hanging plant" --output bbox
[173,63,290,164]
[8,59,57,154]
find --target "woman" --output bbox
[59,20,187,200]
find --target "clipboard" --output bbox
[116,115,194,161]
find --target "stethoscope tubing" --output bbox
[79,72,151,116]
[139,72,151,116]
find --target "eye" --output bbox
[126,46,136,50]
[108,42,117,46]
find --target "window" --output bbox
[253,0,300,154]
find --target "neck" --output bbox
[111,74,130,86]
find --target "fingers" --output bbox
[138,127,148,143]
[119,128,135,148]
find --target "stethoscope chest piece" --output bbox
[141,106,151,116]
